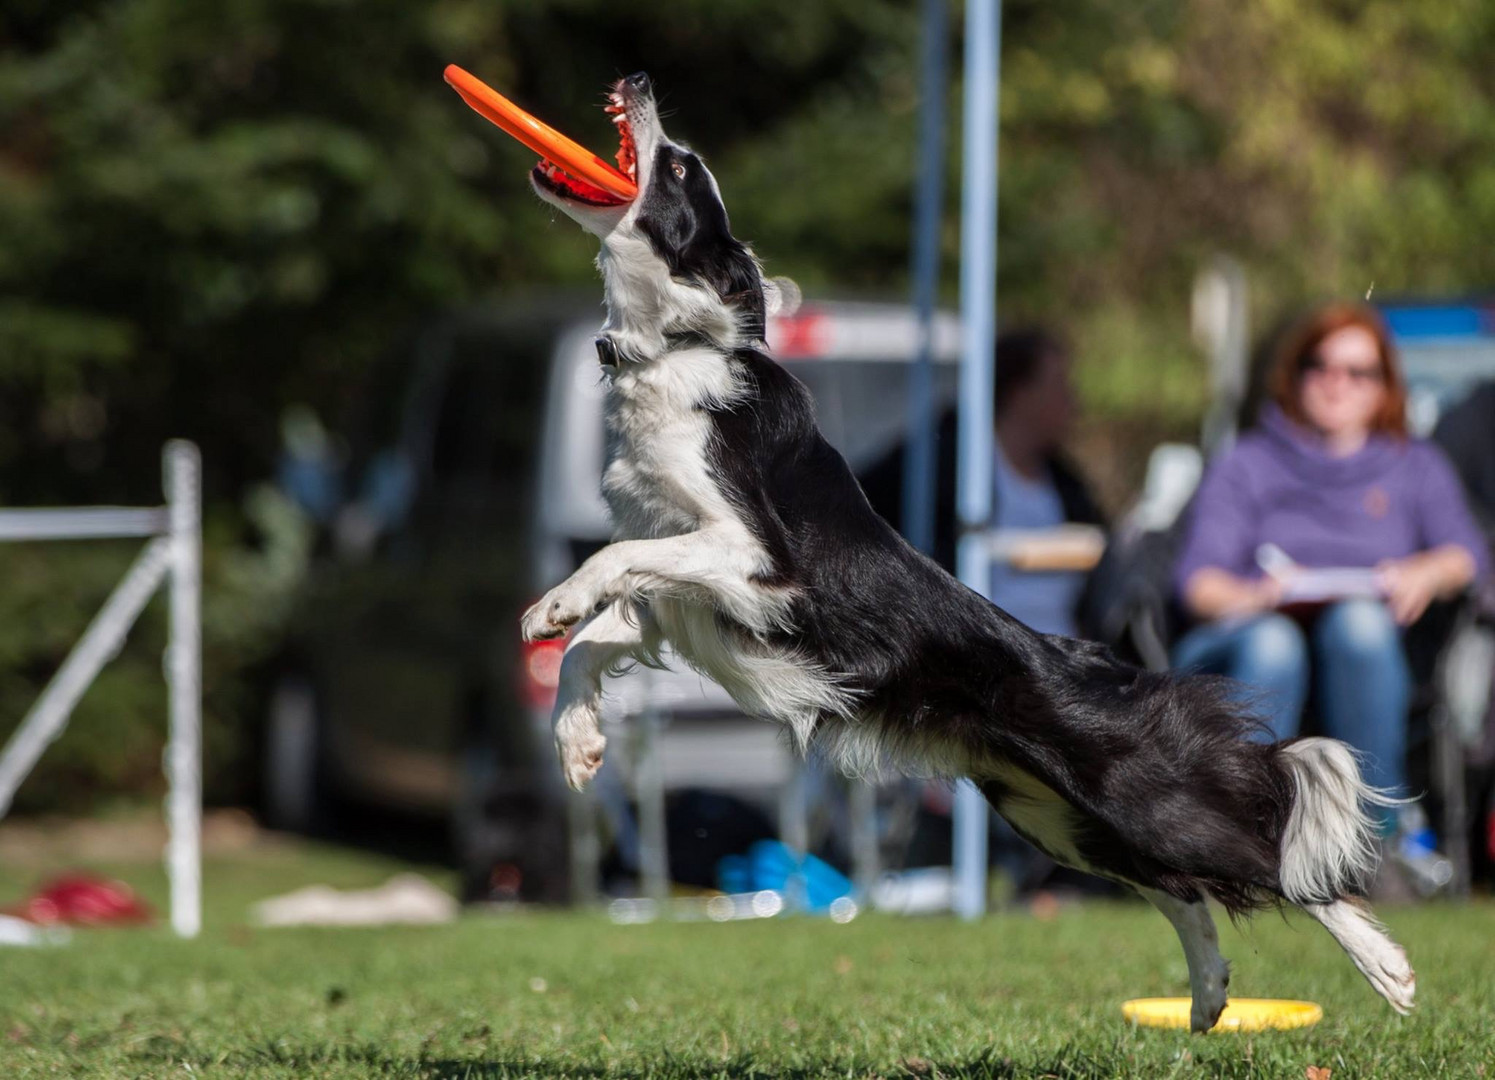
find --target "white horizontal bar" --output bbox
[0,507,168,541]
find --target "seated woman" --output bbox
[1172,303,1489,869]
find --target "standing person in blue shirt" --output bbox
[986,328,1107,637]
[862,327,1106,627]
[860,328,1109,896]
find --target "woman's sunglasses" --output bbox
[1300,357,1385,385]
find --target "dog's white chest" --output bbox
[590,350,856,740]
[600,348,740,541]
[601,420,704,540]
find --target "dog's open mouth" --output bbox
[531,90,637,207]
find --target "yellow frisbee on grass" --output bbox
[1123,998,1323,1032]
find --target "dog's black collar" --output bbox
[594,335,622,367]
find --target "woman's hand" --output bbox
[1377,545,1478,626]
[1183,568,1283,622]
[1376,558,1441,626]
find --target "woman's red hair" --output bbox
[1266,303,1407,436]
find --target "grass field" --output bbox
[1,824,1492,1078]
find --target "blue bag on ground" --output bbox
[716,840,853,914]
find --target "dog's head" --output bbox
[532,73,792,356]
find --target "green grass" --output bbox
[1,839,1492,1078]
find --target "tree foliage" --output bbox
[2,0,1493,807]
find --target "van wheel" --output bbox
[264,675,324,833]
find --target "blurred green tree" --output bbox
[1,0,1493,809]
[0,0,919,809]
[996,0,1495,422]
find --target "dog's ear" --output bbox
[763,276,801,319]
[687,236,767,339]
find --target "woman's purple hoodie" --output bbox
[1174,404,1490,598]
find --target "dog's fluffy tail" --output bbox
[1275,737,1402,904]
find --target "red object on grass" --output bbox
[7,875,153,927]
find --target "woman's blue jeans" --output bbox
[1171,600,1410,827]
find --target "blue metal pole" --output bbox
[952,0,1002,922]
[901,0,948,556]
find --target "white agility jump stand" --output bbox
[0,441,202,938]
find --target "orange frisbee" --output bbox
[443,64,638,202]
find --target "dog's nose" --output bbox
[624,72,651,96]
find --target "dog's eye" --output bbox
[671,161,687,180]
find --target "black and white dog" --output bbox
[520,72,1414,1030]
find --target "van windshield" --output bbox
[787,360,960,471]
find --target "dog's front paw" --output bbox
[521,585,594,642]
[555,706,607,791]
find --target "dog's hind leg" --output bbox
[1139,888,1230,1033]
[550,600,651,791]
[1274,738,1414,1012]
[1299,899,1415,1014]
